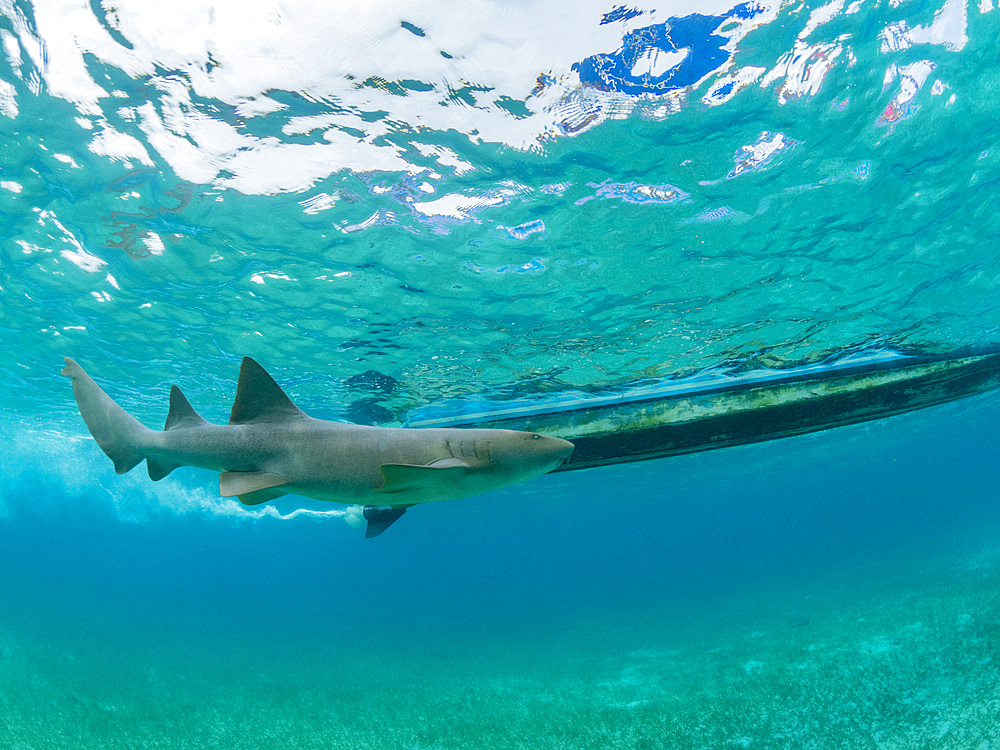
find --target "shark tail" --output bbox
[62,357,154,475]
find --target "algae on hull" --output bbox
[422,351,1000,471]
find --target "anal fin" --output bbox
[147,456,180,482]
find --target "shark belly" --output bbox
[249,425,506,506]
[267,424,446,504]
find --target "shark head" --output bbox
[378,428,574,506]
[480,429,575,483]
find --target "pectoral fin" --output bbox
[220,471,289,501]
[377,462,473,495]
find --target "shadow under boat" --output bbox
[405,347,1000,472]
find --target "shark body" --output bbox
[62,357,574,536]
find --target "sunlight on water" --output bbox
[1,0,999,416]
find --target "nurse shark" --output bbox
[62,357,574,537]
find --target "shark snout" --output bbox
[559,437,574,460]
[548,436,575,467]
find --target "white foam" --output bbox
[630,47,689,78]
[88,126,155,166]
[0,79,18,118]
[880,0,969,53]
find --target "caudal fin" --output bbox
[62,357,152,474]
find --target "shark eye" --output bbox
[532,434,541,440]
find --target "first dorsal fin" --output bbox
[165,386,210,431]
[229,357,309,425]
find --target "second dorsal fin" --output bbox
[165,386,210,431]
[229,357,309,425]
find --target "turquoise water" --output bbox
[3,0,1000,746]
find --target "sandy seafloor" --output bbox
[2,388,999,749]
